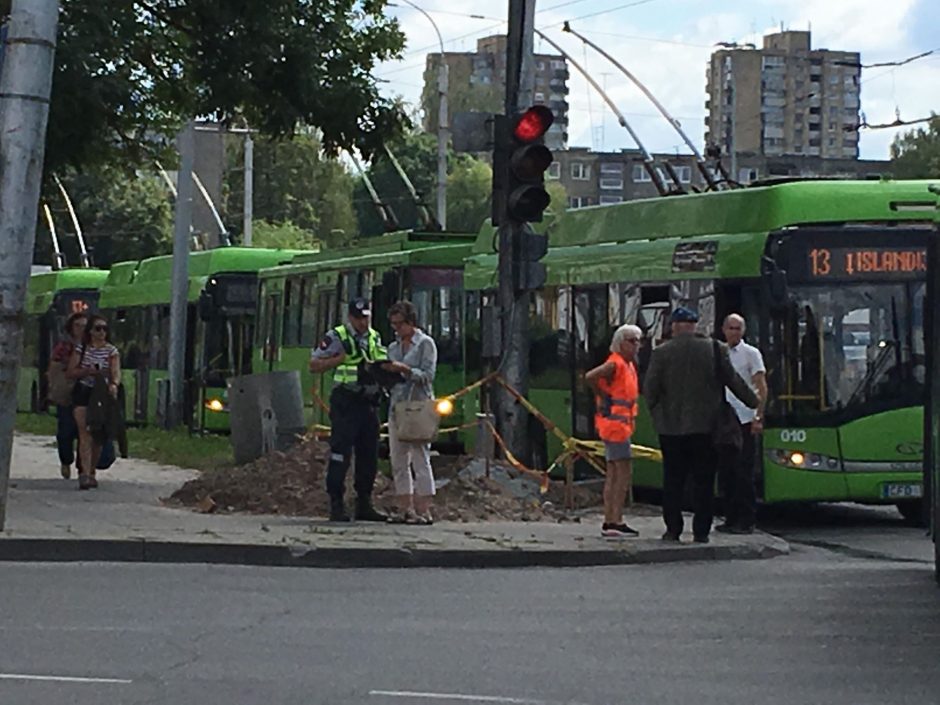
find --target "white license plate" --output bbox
[882,482,923,499]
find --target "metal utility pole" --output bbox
[243,134,253,246]
[495,0,537,462]
[166,121,195,429]
[399,0,448,230]
[0,0,59,530]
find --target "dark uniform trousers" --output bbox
[326,387,379,500]
[660,433,718,538]
[718,422,758,529]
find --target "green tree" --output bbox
[249,220,320,250]
[890,115,940,178]
[35,167,174,268]
[446,157,492,234]
[353,130,440,236]
[224,131,358,246]
[0,0,408,177]
[545,180,568,218]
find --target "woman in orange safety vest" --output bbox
[584,323,642,539]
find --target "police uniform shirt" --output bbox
[310,324,371,362]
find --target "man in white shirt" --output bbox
[717,313,767,534]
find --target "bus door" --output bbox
[260,292,281,373]
[572,286,611,471]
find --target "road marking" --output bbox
[0,673,132,684]
[369,690,547,704]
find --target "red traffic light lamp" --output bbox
[513,105,554,142]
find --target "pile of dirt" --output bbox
[165,436,622,522]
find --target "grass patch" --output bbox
[16,412,233,472]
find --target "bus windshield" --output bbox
[766,281,926,424]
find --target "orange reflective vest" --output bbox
[594,353,639,443]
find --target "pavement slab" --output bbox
[0,432,789,567]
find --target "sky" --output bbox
[373,0,940,161]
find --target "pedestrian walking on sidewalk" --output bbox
[585,324,642,539]
[716,314,767,535]
[382,301,439,525]
[48,312,86,479]
[643,307,758,544]
[309,297,389,523]
[66,314,121,491]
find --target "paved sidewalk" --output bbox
[1,433,789,568]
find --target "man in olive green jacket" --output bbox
[644,307,759,543]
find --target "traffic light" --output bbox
[492,105,555,226]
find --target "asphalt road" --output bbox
[2,505,939,705]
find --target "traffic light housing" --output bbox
[492,105,555,226]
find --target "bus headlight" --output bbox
[767,449,841,471]
[205,397,226,413]
[435,398,454,417]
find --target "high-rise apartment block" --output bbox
[705,31,861,162]
[421,35,570,150]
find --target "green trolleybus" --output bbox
[20,268,110,413]
[97,247,300,431]
[465,180,935,520]
[254,229,475,449]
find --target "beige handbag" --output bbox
[393,384,440,443]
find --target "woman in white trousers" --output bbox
[382,301,438,524]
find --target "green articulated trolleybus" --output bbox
[253,229,475,449]
[19,268,111,413]
[96,247,300,431]
[465,179,936,520]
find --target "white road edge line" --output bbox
[0,674,132,684]
[369,690,546,704]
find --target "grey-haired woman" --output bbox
[382,301,438,524]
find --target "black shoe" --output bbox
[693,534,710,544]
[661,531,681,542]
[355,498,387,522]
[715,523,735,534]
[329,497,350,523]
[602,523,640,538]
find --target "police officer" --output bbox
[309,297,389,522]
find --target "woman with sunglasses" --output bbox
[585,324,643,539]
[66,314,120,490]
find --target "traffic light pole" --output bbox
[495,0,537,463]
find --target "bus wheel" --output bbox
[896,499,926,527]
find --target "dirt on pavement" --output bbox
[165,436,655,522]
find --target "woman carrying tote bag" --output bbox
[381,301,438,525]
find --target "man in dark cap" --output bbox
[310,297,390,522]
[643,307,758,543]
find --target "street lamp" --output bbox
[398,0,448,230]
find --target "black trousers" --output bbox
[660,433,718,539]
[326,388,379,500]
[718,423,758,529]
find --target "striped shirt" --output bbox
[75,343,119,388]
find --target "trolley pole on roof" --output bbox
[166,121,195,429]
[0,0,59,530]
[494,0,537,463]
[243,133,253,246]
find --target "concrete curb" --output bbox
[0,535,790,569]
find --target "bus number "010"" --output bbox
[780,429,807,443]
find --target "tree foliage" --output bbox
[352,130,440,236]
[34,167,174,268]
[890,115,940,178]
[446,157,492,234]
[352,130,496,236]
[249,220,320,251]
[0,0,409,177]
[224,131,358,247]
